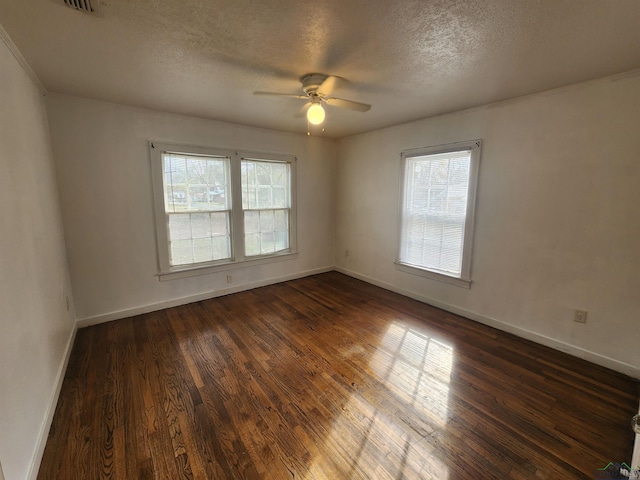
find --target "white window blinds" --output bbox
[398,140,480,286]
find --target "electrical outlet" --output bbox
[574,309,588,324]
[65,296,70,311]
[226,275,233,284]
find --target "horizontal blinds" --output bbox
[400,150,471,276]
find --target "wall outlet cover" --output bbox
[574,309,588,323]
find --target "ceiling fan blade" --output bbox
[294,102,313,118]
[253,91,308,100]
[317,75,342,97]
[325,97,371,112]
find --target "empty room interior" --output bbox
[2,0,640,478]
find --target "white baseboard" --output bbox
[77,266,334,328]
[335,267,640,379]
[632,400,640,470]
[27,322,78,480]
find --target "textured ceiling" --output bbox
[2,0,640,138]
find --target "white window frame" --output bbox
[395,139,481,288]
[150,141,297,281]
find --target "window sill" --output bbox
[158,251,299,281]
[394,262,471,289]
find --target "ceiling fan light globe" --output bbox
[307,103,325,125]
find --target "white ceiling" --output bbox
[2,0,640,138]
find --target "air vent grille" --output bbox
[53,0,100,15]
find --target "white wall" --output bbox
[46,95,337,324]
[335,72,640,377]
[0,34,75,480]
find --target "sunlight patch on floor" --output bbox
[370,321,454,426]
[302,321,453,479]
[302,393,451,480]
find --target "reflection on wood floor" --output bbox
[38,272,638,479]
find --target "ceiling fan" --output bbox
[254,73,371,128]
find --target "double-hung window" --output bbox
[150,142,296,279]
[161,152,232,266]
[396,140,481,288]
[242,158,291,257]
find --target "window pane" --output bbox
[189,186,205,209]
[243,208,289,257]
[259,210,274,232]
[254,162,266,183]
[187,157,207,184]
[257,186,272,208]
[210,212,229,236]
[241,161,256,209]
[242,159,290,210]
[275,230,288,251]
[245,233,260,257]
[191,213,211,239]
[168,214,191,241]
[212,236,231,259]
[244,211,259,234]
[273,164,287,185]
[167,212,231,266]
[273,209,286,230]
[208,186,226,209]
[193,238,213,263]
[260,232,276,254]
[163,153,230,213]
[170,239,193,265]
[273,186,286,207]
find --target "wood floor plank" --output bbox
[38,272,639,479]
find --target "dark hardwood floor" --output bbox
[39,272,638,479]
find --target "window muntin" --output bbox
[150,142,297,278]
[397,140,480,287]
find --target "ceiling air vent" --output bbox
[52,0,100,15]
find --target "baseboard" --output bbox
[335,267,640,379]
[632,400,640,470]
[26,322,78,480]
[77,266,334,328]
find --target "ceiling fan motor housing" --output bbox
[301,73,328,96]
